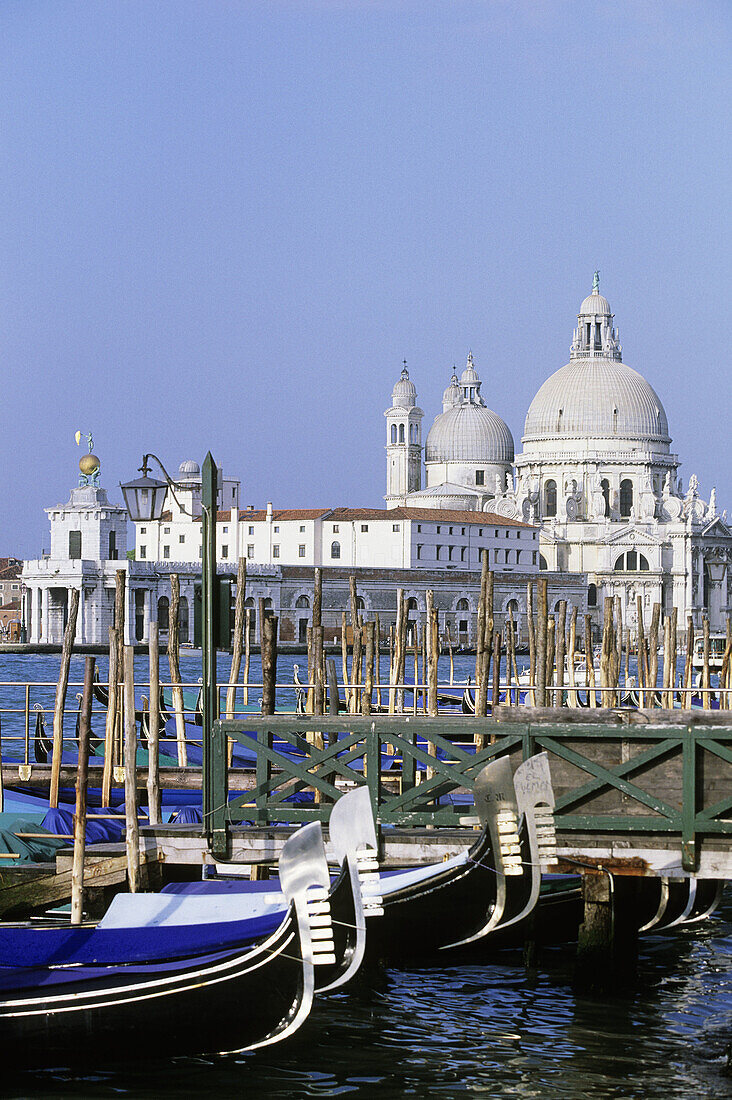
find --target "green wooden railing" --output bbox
[205,716,732,871]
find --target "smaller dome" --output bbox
[178,459,201,478]
[579,290,612,317]
[442,372,461,410]
[460,351,480,385]
[391,364,416,409]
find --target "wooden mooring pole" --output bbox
[70,656,95,925]
[50,586,80,809]
[147,621,161,825]
[123,646,140,892]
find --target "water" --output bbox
[4,910,732,1097]
[1,652,731,1096]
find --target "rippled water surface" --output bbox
[1,653,731,1097]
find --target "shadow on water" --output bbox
[6,906,732,1099]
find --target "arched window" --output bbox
[614,552,649,571]
[556,409,563,432]
[245,596,256,636]
[295,595,310,609]
[456,598,469,612]
[330,541,340,559]
[398,423,405,443]
[613,408,618,433]
[355,596,365,610]
[620,479,633,518]
[601,478,611,517]
[545,480,557,517]
[157,596,169,633]
[390,424,397,444]
[588,583,597,607]
[539,554,548,570]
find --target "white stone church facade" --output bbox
[385,277,731,632]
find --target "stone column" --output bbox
[78,585,85,644]
[41,587,50,644]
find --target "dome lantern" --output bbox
[570,273,622,362]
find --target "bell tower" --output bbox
[384,362,423,508]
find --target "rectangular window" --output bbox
[247,544,254,558]
[361,524,369,532]
[248,526,254,535]
[69,531,81,559]
[274,525,279,533]
[392,523,400,532]
[416,544,422,559]
[333,524,339,533]
[436,525,441,533]
[494,529,498,537]
[140,527,146,534]
[449,526,453,534]
[299,525,305,532]
[516,531,521,538]
[163,527,170,534]
[221,545,229,559]
[461,527,466,535]
[505,530,510,538]
[163,545,170,559]
[460,547,466,561]
[417,524,421,532]
[108,531,117,560]
[139,546,147,560]
[436,544,442,560]
[273,545,280,558]
[222,526,228,534]
[475,470,484,486]
[179,534,185,543]
[298,545,306,557]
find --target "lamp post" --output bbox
[120,451,228,856]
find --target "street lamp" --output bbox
[120,451,226,855]
[120,455,174,522]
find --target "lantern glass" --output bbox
[120,475,169,522]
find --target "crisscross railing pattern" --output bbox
[210,717,732,871]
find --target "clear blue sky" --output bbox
[2,0,730,556]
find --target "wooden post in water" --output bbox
[113,571,126,773]
[535,579,548,708]
[50,586,80,808]
[567,605,578,708]
[719,628,732,712]
[662,613,671,708]
[702,616,711,709]
[374,613,382,711]
[313,626,325,716]
[427,600,438,717]
[527,582,536,708]
[491,631,501,718]
[123,645,140,893]
[306,625,314,715]
[341,610,351,711]
[584,614,597,707]
[505,609,515,705]
[483,571,494,711]
[242,608,251,706]
[226,557,247,719]
[362,620,375,716]
[600,597,613,709]
[648,603,661,705]
[636,596,646,709]
[71,656,95,925]
[327,658,340,715]
[350,619,363,716]
[475,551,488,717]
[624,628,631,693]
[147,621,161,825]
[102,627,118,806]
[669,608,678,707]
[546,616,555,707]
[167,574,187,767]
[261,614,278,715]
[555,601,567,708]
[396,591,408,714]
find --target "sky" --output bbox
[1,0,730,556]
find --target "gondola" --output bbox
[161,786,383,994]
[0,819,337,1066]
[361,754,556,962]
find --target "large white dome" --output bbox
[426,403,515,464]
[523,358,670,444]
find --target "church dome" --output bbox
[391,364,417,409]
[427,352,514,464]
[178,459,201,479]
[523,358,670,443]
[426,403,515,464]
[579,290,612,316]
[441,372,461,411]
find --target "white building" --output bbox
[385,275,732,632]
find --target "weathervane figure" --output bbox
[592,270,600,293]
[75,430,101,487]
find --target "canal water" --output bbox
[1,652,731,1097]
